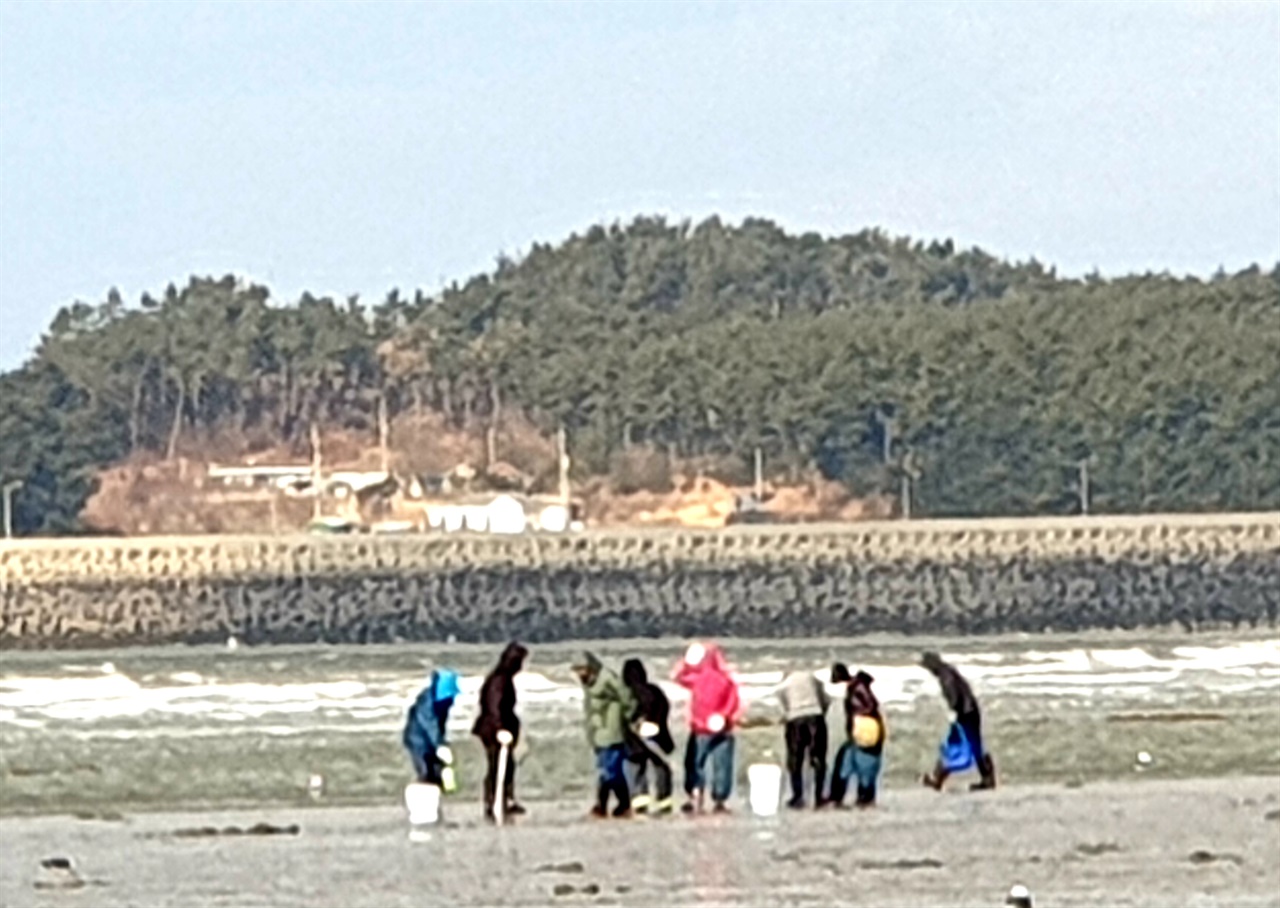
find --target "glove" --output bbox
[707,713,726,733]
[437,745,453,766]
[496,729,514,746]
[639,721,660,739]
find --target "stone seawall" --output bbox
[2,513,1278,648]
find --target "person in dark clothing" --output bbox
[472,642,529,820]
[621,658,675,813]
[778,669,830,808]
[920,651,996,791]
[828,666,884,807]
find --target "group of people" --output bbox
[401,641,996,823]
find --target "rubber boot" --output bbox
[970,755,997,791]
[922,763,949,791]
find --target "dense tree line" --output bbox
[2,217,1277,535]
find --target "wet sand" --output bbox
[3,776,1278,907]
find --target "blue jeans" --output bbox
[596,744,628,785]
[685,733,735,803]
[595,744,631,813]
[836,743,882,805]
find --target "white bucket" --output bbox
[748,763,783,817]
[404,782,441,825]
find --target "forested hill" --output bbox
[2,216,1278,535]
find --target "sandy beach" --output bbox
[3,776,1278,907]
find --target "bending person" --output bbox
[403,668,461,786]
[622,657,676,814]
[920,651,996,791]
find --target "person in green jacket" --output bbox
[572,652,637,818]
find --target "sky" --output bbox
[1,0,1277,369]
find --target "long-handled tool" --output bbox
[494,729,514,826]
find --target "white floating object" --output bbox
[1006,883,1034,907]
[748,763,783,817]
[1136,751,1153,766]
[100,662,115,674]
[404,782,441,825]
[226,636,239,652]
[308,774,325,798]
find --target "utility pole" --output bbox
[310,423,323,520]
[2,480,21,539]
[378,394,390,474]
[557,426,570,505]
[900,450,921,520]
[1076,458,1091,516]
[753,447,764,501]
[874,410,895,464]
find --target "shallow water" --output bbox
[2,630,1278,815]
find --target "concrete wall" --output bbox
[2,512,1277,648]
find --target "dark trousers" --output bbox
[785,715,828,805]
[409,748,442,786]
[684,733,735,803]
[482,739,516,817]
[628,743,674,803]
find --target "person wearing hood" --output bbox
[472,642,529,821]
[573,652,637,818]
[673,641,741,813]
[920,651,996,791]
[622,657,675,814]
[403,668,461,786]
[778,668,831,808]
[828,664,885,807]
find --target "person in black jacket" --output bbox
[920,651,996,791]
[472,642,529,820]
[621,657,675,814]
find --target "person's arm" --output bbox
[817,677,831,713]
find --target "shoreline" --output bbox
[4,776,1278,906]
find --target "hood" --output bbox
[622,658,648,688]
[496,642,529,676]
[431,668,461,704]
[700,642,728,675]
[572,651,602,679]
[854,670,875,686]
[831,662,852,683]
[920,651,945,674]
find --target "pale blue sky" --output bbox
[1,0,1277,368]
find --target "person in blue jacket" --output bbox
[403,668,461,785]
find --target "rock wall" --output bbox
[2,513,1278,648]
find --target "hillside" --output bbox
[1,216,1278,535]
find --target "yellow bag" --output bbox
[852,715,883,749]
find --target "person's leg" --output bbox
[653,750,674,808]
[410,750,430,783]
[960,711,996,789]
[683,735,699,799]
[608,745,632,816]
[503,745,522,812]
[828,742,850,805]
[785,719,805,806]
[483,740,499,818]
[711,734,735,807]
[854,748,880,806]
[811,717,829,807]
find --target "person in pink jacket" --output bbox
[673,641,741,813]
